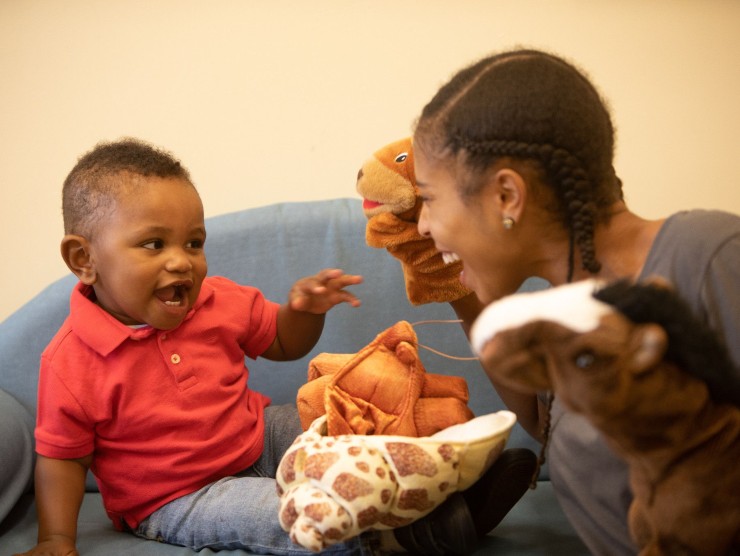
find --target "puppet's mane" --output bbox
[593,280,740,407]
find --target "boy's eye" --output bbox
[142,240,164,250]
[187,239,204,249]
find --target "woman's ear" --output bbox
[61,235,97,285]
[491,167,527,222]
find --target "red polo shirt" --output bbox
[35,276,279,529]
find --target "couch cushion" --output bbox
[0,485,588,555]
[0,276,75,415]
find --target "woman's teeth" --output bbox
[442,252,460,265]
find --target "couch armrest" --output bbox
[0,388,35,522]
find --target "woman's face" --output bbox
[415,145,527,304]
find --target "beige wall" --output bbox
[2,0,739,322]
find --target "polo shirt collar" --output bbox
[69,280,215,357]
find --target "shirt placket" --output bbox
[158,331,198,390]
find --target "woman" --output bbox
[412,48,740,555]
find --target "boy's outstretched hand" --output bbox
[264,269,363,362]
[288,269,363,314]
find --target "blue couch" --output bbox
[0,198,588,555]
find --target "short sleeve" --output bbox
[204,276,280,360]
[702,231,740,367]
[35,355,95,460]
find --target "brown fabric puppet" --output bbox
[470,279,740,556]
[297,320,474,436]
[356,137,471,305]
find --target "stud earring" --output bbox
[502,216,515,230]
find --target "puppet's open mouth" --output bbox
[362,199,384,211]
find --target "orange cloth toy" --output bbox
[296,320,474,436]
[356,138,471,305]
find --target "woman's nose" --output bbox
[417,203,431,237]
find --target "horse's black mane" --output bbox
[593,280,740,407]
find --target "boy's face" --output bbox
[85,176,207,330]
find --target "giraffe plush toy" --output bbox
[276,410,516,552]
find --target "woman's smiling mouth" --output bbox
[441,251,461,265]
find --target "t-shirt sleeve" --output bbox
[242,291,280,359]
[208,277,280,360]
[641,210,740,370]
[35,355,96,459]
[701,231,740,367]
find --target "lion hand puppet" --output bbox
[296,320,474,436]
[356,137,471,305]
[470,279,740,556]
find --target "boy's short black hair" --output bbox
[62,138,193,237]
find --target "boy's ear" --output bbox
[61,235,97,285]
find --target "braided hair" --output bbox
[415,49,623,281]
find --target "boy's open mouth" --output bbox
[155,282,191,307]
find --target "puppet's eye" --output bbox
[395,152,408,163]
[575,351,596,369]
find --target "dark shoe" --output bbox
[394,491,477,556]
[462,448,538,538]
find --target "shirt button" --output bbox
[171,354,181,364]
[161,334,167,340]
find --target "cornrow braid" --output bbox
[452,136,602,279]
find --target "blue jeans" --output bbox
[134,404,378,554]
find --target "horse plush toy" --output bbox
[356,137,471,305]
[470,279,740,556]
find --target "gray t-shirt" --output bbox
[547,209,740,556]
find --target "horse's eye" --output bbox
[575,351,596,369]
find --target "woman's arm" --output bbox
[449,292,485,337]
[483,379,546,442]
[451,292,545,442]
